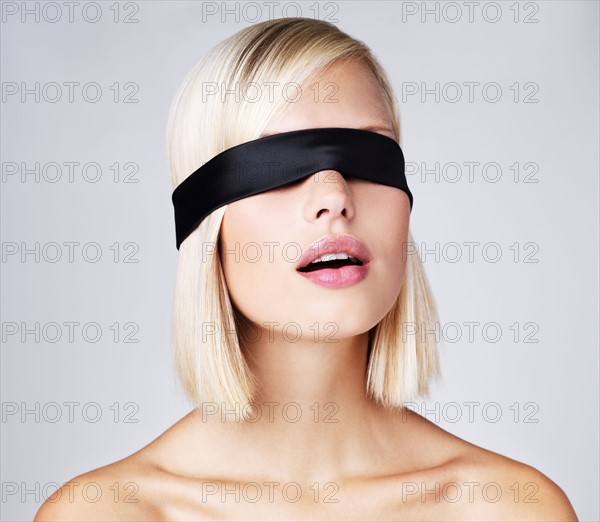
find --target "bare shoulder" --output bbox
[34,411,206,522]
[433,428,577,519]
[33,454,160,522]
[454,448,579,520]
[395,410,578,520]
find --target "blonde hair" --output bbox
[166,17,441,417]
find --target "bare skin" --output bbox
[35,60,578,521]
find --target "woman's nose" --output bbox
[304,170,355,222]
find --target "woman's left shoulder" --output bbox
[395,410,578,520]
[444,442,579,520]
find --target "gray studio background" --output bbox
[1,1,598,520]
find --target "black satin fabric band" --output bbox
[172,127,413,250]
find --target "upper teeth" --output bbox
[309,253,359,264]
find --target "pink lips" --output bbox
[295,235,372,289]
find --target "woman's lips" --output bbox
[296,261,371,288]
[295,234,372,289]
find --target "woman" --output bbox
[35,17,577,521]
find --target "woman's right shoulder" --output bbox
[34,411,209,522]
[33,453,168,522]
[34,411,205,521]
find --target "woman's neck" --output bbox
[152,326,420,486]
[241,326,371,407]
[199,326,403,483]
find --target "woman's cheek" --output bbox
[220,221,288,321]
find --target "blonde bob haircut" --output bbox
[166,17,441,419]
